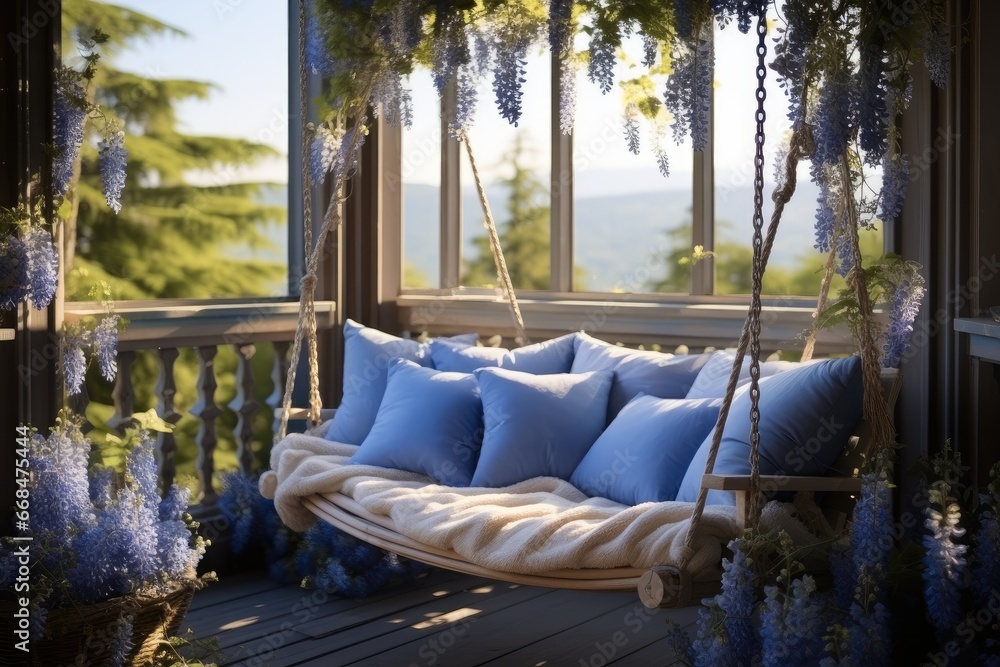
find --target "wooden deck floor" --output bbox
[182,569,698,666]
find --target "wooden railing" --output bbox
[64,299,337,512]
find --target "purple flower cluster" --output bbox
[108,614,134,667]
[656,151,670,178]
[850,474,894,594]
[663,618,694,663]
[641,34,658,67]
[432,14,469,93]
[878,152,910,223]
[388,0,423,58]
[835,223,855,278]
[63,333,88,395]
[760,576,827,667]
[812,66,855,165]
[663,30,713,150]
[52,73,88,197]
[93,314,119,381]
[0,235,29,311]
[310,125,340,184]
[372,70,411,128]
[492,37,529,126]
[921,23,950,90]
[717,540,758,658]
[882,273,923,368]
[673,0,693,39]
[623,104,640,155]
[847,598,892,665]
[922,485,969,634]
[451,69,479,137]
[306,5,337,77]
[548,0,573,56]
[856,45,889,163]
[99,131,128,214]
[770,2,820,124]
[24,227,58,310]
[587,28,616,95]
[558,60,577,136]
[219,472,259,555]
[811,162,838,253]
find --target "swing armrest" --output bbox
[700,474,862,494]
[273,407,337,422]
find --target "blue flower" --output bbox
[587,28,616,95]
[451,68,479,137]
[90,464,115,510]
[664,618,694,663]
[882,275,923,368]
[812,65,855,165]
[23,227,58,310]
[674,0,693,39]
[99,130,128,213]
[219,472,260,555]
[108,614,134,667]
[810,162,838,253]
[64,333,88,395]
[558,59,577,136]
[373,71,409,128]
[0,235,29,311]
[433,14,469,93]
[856,45,889,164]
[921,23,950,89]
[623,104,640,155]
[717,540,758,658]
[656,150,670,178]
[847,599,892,665]
[850,474,894,596]
[828,540,854,610]
[922,487,968,634]
[94,314,119,382]
[53,72,88,197]
[663,29,713,151]
[28,421,96,555]
[493,36,530,126]
[835,222,855,278]
[306,5,337,77]
[548,0,573,56]
[770,3,820,124]
[879,152,910,223]
[310,125,340,184]
[641,34,658,67]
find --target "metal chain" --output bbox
[746,12,768,531]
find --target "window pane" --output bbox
[63,0,288,300]
[460,51,552,291]
[402,70,441,289]
[713,18,881,297]
[572,33,694,294]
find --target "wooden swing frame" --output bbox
[268,5,900,610]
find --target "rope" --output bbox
[801,245,838,363]
[458,129,529,347]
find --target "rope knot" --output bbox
[300,272,318,293]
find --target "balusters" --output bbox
[191,346,221,505]
[228,344,259,476]
[268,341,290,437]
[106,350,136,434]
[156,348,182,493]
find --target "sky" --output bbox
[96,2,799,192]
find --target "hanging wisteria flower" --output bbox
[548,0,573,56]
[451,68,479,137]
[558,59,578,136]
[306,4,337,77]
[882,270,924,368]
[310,124,341,183]
[52,70,88,197]
[623,103,641,154]
[23,226,58,309]
[587,27,616,95]
[0,234,29,311]
[492,29,531,126]
[812,64,855,165]
[879,152,910,223]
[372,70,410,128]
[641,34,658,68]
[673,0,694,39]
[653,118,670,177]
[770,1,820,124]
[856,45,889,163]
[663,28,714,150]
[811,162,839,253]
[432,14,469,93]
[92,314,120,382]
[98,130,128,214]
[63,333,89,395]
[835,218,856,278]
[388,0,422,58]
[921,23,950,90]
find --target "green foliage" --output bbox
[462,133,550,290]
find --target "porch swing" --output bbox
[260,5,899,609]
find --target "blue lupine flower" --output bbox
[641,34,657,67]
[0,235,29,311]
[219,472,259,555]
[623,104,641,155]
[692,602,738,667]
[93,314,119,382]
[972,498,1000,607]
[850,474,894,594]
[812,65,855,165]
[664,618,694,663]
[493,37,530,126]
[63,333,88,395]
[548,0,573,56]
[24,227,58,310]
[99,130,128,213]
[663,30,713,150]
[879,152,910,223]
[828,540,855,610]
[587,28,616,95]
[921,23,950,89]
[108,614,134,667]
[922,489,968,634]
[716,540,758,658]
[882,276,923,368]
[759,576,827,666]
[848,599,892,665]
[558,59,577,136]
[53,73,88,197]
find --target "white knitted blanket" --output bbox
[259,431,741,576]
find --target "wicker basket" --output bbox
[0,581,198,667]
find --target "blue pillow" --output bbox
[675,356,864,505]
[430,333,576,374]
[470,367,613,488]
[348,359,483,486]
[570,395,722,505]
[686,351,802,399]
[571,333,713,422]
[326,320,475,445]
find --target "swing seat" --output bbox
[262,338,897,607]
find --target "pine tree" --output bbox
[61,0,285,300]
[463,133,550,290]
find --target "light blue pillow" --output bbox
[430,333,577,374]
[325,320,476,445]
[676,356,864,505]
[348,359,483,486]
[686,350,802,399]
[571,333,713,422]
[470,367,613,488]
[570,395,723,505]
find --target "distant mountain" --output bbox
[403,176,823,292]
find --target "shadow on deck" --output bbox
[182,569,698,666]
